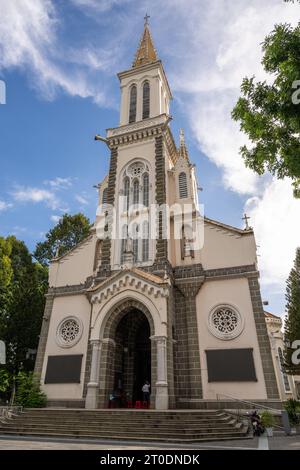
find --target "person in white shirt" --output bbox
[142,381,150,407]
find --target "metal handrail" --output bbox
[216,393,284,429]
[216,393,281,413]
[0,406,23,421]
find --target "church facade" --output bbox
[35,21,279,410]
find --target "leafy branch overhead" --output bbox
[34,213,91,265]
[232,23,300,197]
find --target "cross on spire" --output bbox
[242,213,251,230]
[144,13,150,25]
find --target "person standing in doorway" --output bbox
[142,381,150,408]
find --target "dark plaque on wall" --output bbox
[206,348,257,382]
[45,355,83,384]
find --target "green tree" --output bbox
[0,237,13,317]
[15,371,47,408]
[2,237,48,373]
[34,213,91,265]
[284,248,300,374]
[232,22,300,197]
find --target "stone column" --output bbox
[85,339,102,409]
[153,336,169,410]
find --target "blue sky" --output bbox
[0,0,300,316]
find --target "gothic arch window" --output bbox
[102,188,108,205]
[278,347,291,392]
[142,81,150,119]
[143,173,149,207]
[179,172,188,198]
[132,223,139,261]
[123,177,130,211]
[120,224,127,264]
[180,225,194,259]
[133,179,139,205]
[142,221,149,261]
[129,85,137,123]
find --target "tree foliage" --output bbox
[34,213,91,265]
[15,371,47,408]
[232,22,300,197]
[284,248,300,374]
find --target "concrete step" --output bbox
[0,409,249,443]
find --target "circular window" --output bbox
[56,316,83,348]
[208,305,244,340]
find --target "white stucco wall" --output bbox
[196,277,268,400]
[41,295,91,400]
[49,234,97,288]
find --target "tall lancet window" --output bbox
[142,81,150,119]
[120,224,128,264]
[179,172,188,198]
[129,85,137,123]
[133,179,139,205]
[143,173,149,207]
[142,221,149,261]
[132,224,139,261]
[123,177,130,211]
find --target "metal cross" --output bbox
[144,13,150,25]
[242,213,251,230]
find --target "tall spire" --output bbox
[132,15,158,68]
[178,129,190,160]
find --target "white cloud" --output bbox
[0,200,13,211]
[0,0,109,104]
[50,215,61,223]
[245,179,300,287]
[44,177,73,190]
[11,186,59,210]
[75,194,89,205]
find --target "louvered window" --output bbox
[179,172,188,198]
[142,81,150,119]
[143,173,149,207]
[129,85,137,123]
[120,224,127,264]
[123,177,130,211]
[142,221,149,261]
[133,179,139,205]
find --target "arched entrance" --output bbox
[96,299,157,409]
[113,309,151,406]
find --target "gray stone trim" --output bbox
[247,275,279,399]
[173,279,203,405]
[34,294,54,380]
[97,146,118,279]
[154,135,168,272]
[204,264,256,279]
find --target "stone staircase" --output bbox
[0,409,250,443]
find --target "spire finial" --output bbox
[178,128,190,161]
[242,213,251,230]
[132,16,158,68]
[144,13,150,26]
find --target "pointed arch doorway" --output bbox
[114,309,151,405]
[97,299,157,409]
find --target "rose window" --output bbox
[56,316,83,348]
[208,305,244,340]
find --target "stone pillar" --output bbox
[85,339,102,409]
[153,336,169,410]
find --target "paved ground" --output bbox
[0,433,299,450]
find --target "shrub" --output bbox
[260,410,275,428]
[284,399,300,426]
[15,371,47,408]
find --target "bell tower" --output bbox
[118,16,172,126]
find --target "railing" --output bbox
[216,393,284,430]
[0,406,23,422]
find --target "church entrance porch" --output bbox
[85,298,170,410]
[111,309,151,407]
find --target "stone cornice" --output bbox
[89,269,170,304]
